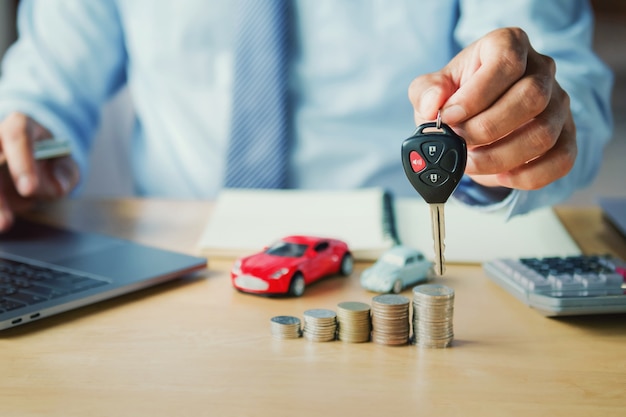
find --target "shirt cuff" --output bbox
[452,175,515,212]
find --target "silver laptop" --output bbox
[0,218,207,330]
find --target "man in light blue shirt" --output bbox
[0,0,613,231]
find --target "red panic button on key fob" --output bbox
[409,150,426,173]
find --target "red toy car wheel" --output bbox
[289,273,305,297]
[339,253,354,276]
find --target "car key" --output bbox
[401,114,467,275]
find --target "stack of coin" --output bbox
[370,294,411,346]
[412,284,455,348]
[270,315,302,339]
[336,301,371,343]
[302,309,337,342]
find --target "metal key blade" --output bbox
[430,203,446,275]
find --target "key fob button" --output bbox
[421,141,444,164]
[401,121,467,204]
[420,170,449,186]
[409,150,426,173]
[440,149,459,173]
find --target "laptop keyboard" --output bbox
[0,257,108,313]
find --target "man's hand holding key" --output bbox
[408,27,576,192]
[404,27,577,275]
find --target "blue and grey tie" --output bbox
[223,0,292,189]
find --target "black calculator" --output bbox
[483,255,626,316]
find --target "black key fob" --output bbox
[401,122,467,204]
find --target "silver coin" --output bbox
[413,284,455,298]
[304,309,337,319]
[271,315,301,326]
[372,294,410,306]
[270,316,302,339]
[337,301,371,312]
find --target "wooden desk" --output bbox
[1,199,625,417]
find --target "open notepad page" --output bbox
[198,188,398,260]
[395,198,581,264]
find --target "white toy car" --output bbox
[360,245,433,294]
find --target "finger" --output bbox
[440,28,531,125]
[455,52,557,147]
[493,114,576,190]
[10,156,80,200]
[465,86,570,175]
[0,157,79,230]
[0,113,39,196]
[408,72,457,124]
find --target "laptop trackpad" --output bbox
[0,219,121,263]
[54,243,199,282]
[1,219,204,283]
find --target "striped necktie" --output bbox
[223,0,292,189]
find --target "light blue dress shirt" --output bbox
[0,0,613,217]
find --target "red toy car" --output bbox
[231,235,353,297]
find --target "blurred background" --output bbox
[0,1,624,203]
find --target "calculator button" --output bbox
[600,273,625,287]
[547,274,584,296]
[547,274,583,288]
[521,274,551,292]
[574,273,607,296]
[511,263,534,283]
[576,273,606,288]
[506,262,550,290]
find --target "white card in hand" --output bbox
[33,138,72,160]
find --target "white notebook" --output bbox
[198,188,398,260]
[394,198,580,263]
[197,188,581,262]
